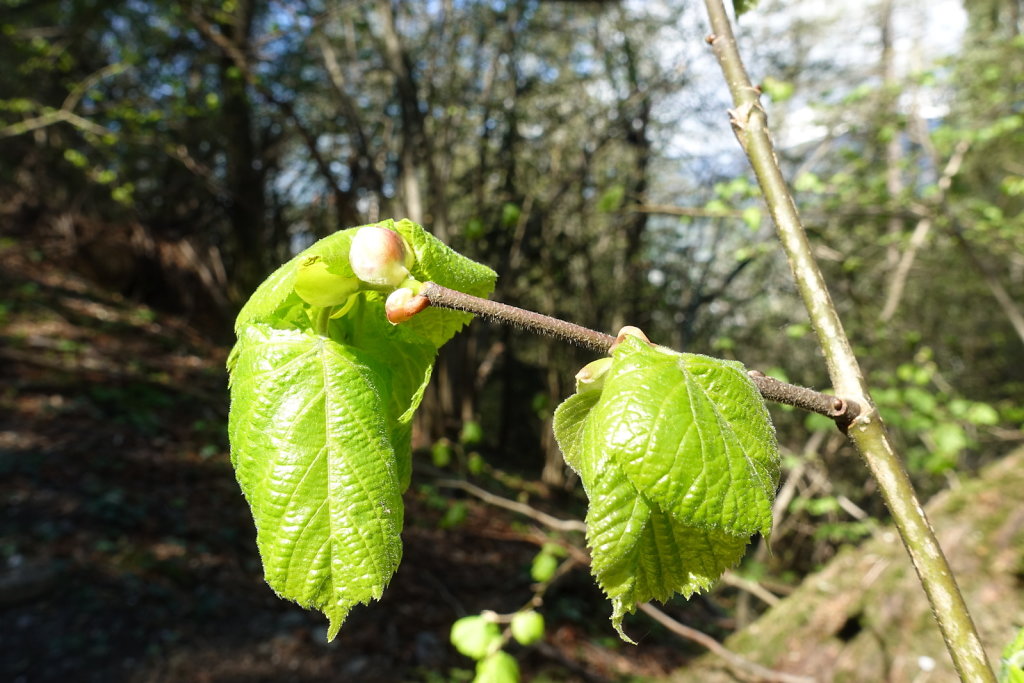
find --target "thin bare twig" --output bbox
[638,603,815,683]
[435,478,587,533]
[880,140,970,321]
[718,572,780,607]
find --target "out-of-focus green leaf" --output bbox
[451,615,501,660]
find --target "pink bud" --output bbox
[385,287,429,324]
[349,226,415,287]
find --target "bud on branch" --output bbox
[349,226,416,288]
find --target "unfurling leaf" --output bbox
[553,335,779,640]
[510,610,545,646]
[451,615,502,660]
[475,650,520,683]
[228,219,496,639]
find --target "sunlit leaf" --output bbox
[228,219,496,639]
[553,335,779,639]
[228,325,402,640]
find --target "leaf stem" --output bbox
[420,281,860,426]
[701,1,994,680]
[313,306,332,336]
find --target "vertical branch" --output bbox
[700,2,996,681]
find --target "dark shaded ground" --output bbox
[0,236,703,682]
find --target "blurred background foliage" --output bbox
[1,0,1022,675]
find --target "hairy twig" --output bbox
[420,282,616,354]
[420,282,860,427]
[702,1,994,680]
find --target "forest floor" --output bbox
[0,235,710,682]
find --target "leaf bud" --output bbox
[385,287,429,324]
[575,357,613,392]
[349,226,415,288]
[610,325,651,351]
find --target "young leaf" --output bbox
[551,389,601,474]
[510,610,545,646]
[1002,626,1024,683]
[594,336,778,538]
[451,615,502,660]
[475,651,520,683]
[530,549,559,583]
[228,219,496,639]
[553,335,779,639]
[228,325,403,640]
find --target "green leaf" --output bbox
[552,335,779,639]
[595,337,778,538]
[551,389,601,474]
[431,439,453,468]
[293,254,360,307]
[460,420,484,446]
[530,550,559,583]
[510,610,545,646]
[597,184,626,212]
[1001,626,1024,683]
[451,615,502,660]
[228,219,496,639]
[228,325,403,640]
[732,0,759,16]
[475,651,520,683]
[741,206,762,230]
[501,203,520,228]
[234,218,495,341]
[761,76,794,102]
[966,402,999,426]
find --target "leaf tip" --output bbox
[610,600,638,645]
[326,616,343,642]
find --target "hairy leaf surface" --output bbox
[595,336,778,538]
[228,219,496,638]
[553,335,779,638]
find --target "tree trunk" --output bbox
[219,0,267,295]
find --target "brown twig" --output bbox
[420,282,617,354]
[420,281,860,426]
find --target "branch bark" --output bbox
[419,282,861,427]
[701,2,995,681]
